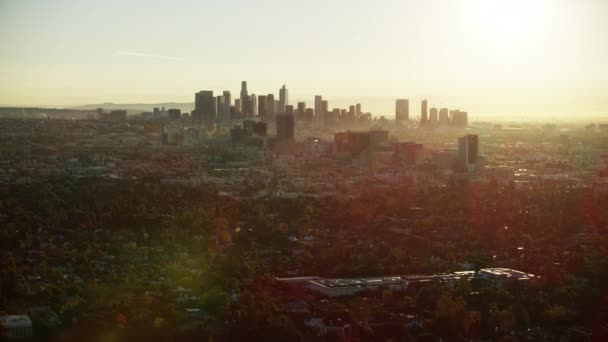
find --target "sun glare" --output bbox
[472,0,548,47]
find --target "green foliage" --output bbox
[434,292,468,338]
[201,287,229,316]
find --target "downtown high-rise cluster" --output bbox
[395,99,468,128]
[191,82,470,135]
[191,82,375,130]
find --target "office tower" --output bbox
[314,95,323,121]
[257,95,267,118]
[429,107,438,126]
[265,94,277,122]
[348,105,355,121]
[449,110,458,125]
[251,94,257,116]
[331,108,340,123]
[249,94,258,116]
[421,100,428,126]
[279,84,288,113]
[240,81,248,109]
[267,94,275,103]
[220,90,231,121]
[241,95,253,117]
[297,102,306,121]
[458,134,479,170]
[285,105,294,115]
[264,94,276,122]
[194,90,216,124]
[321,100,329,116]
[305,108,314,121]
[355,103,361,117]
[266,95,274,118]
[215,95,223,118]
[395,99,409,125]
[168,108,181,120]
[235,99,242,113]
[218,93,228,121]
[223,90,231,108]
[439,107,449,126]
[451,110,468,128]
[276,113,294,141]
[221,97,231,122]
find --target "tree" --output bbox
[153,317,166,328]
[434,292,468,338]
[201,287,229,316]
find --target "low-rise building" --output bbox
[0,315,33,340]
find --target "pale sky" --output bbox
[0,0,606,120]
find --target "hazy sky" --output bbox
[0,0,606,120]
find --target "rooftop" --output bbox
[312,276,403,289]
[0,315,32,327]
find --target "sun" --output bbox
[471,0,548,47]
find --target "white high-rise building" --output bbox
[251,94,257,116]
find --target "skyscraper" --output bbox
[439,108,449,126]
[305,108,314,121]
[242,95,253,117]
[314,95,323,121]
[265,94,275,122]
[257,95,266,118]
[279,85,288,113]
[430,107,438,126]
[168,108,181,120]
[240,81,248,109]
[276,113,294,141]
[223,91,231,108]
[451,110,468,128]
[395,99,409,125]
[458,134,479,170]
[348,105,356,121]
[194,90,216,125]
[421,100,428,126]
[251,94,257,116]
[215,95,224,122]
[285,105,294,115]
[297,102,306,121]
[330,108,340,124]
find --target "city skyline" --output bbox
[2,1,608,340]
[1,0,607,120]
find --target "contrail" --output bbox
[116,50,190,62]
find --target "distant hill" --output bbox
[70,102,194,114]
